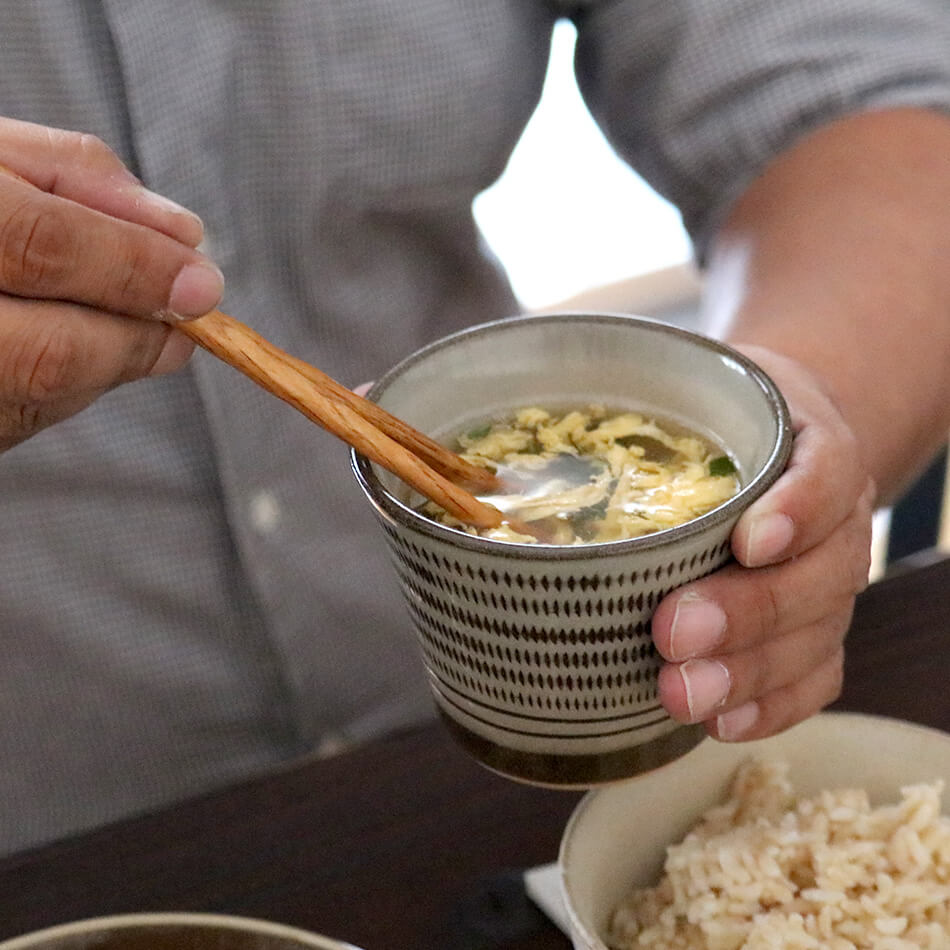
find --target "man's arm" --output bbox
[653,107,950,742]
[706,107,950,502]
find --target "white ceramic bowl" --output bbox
[0,913,362,950]
[353,313,792,787]
[558,712,950,949]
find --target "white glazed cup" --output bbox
[0,913,362,950]
[353,313,792,787]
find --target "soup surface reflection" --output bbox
[421,405,741,544]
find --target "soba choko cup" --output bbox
[352,313,792,787]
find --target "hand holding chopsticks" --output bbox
[0,161,515,535]
[178,309,512,531]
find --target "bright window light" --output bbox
[473,20,693,311]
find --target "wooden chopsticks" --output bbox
[179,309,509,530]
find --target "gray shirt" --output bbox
[1,0,948,855]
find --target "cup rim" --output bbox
[0,913,359,950]
[352,312,792,560]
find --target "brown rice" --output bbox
[608,759,950,949]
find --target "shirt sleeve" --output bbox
[563,0,950,258]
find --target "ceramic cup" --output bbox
[0,913,362,950]
[352,313,792,787]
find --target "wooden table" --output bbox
[2,555,949,950]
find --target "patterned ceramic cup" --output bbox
[352,313,792,787]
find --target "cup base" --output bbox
[438,712,707,788]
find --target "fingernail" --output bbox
[141,187,201,220]
[716,702,759,740]
[146,187,193,213]
[669,592,727,660]
[125,185,205,241]
[678,659,731,721]
[166,260,224,319]
[745,512,795,567]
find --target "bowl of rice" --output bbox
[558,711,950,949]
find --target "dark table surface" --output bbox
[2,554,949,950]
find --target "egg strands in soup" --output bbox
[421,405,741,544]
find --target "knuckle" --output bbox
[4,316,84,405]
[0,199,74,293]
[0,315,87,447]
[763,649,845,737]
[73,131,113,161]
[49,127,117,169]
[742,653,772,705]
[836,424,862,471]
[752,580,782,643]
